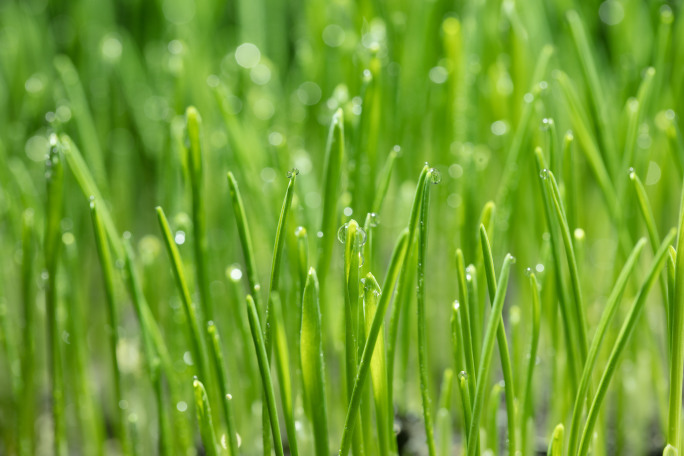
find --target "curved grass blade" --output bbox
[371,146,398,214]
[185,106,213,322]
[467,253,516,456]
[479,226,518,454]
[206,322,239,456]
[566,237,647,456]
[578,229,676,456]
[300,268,330,456]
[456,249,476,399]
[246,295,285,456]
[317,108,345,289]
[339,229,408,455]
[193,378,219,456]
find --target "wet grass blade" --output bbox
[521,270,541,455]
[246,294,285,456]
[479,225,518,454]
[578,229,676,456]
[455,249,476,400]
[300,268,330,456]
[467,253,516,456]
[193,378,220,456]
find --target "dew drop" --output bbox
[358,253,365,268]
[357,227,367,246]
[294,226,306,237]
[453,300,460,311]
[337,223,348,244]
[287,168,299,178]
[429,168,441,184]
[525,267,533,277]
[368,212,380,227]
[539,169,549,180]
[226,393,233,400]
[458,371,468,381]
[174,230,186,245]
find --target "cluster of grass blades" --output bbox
[3,0,684,455]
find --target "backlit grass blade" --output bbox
[193,378,219,456]
[45,135,67,456]
[362,273,391,456]
[90,201,130,455]
[567,237,647,456]
[19,209,36,456]
[246,295,285,456]
[156,206,211,386]
[455,248,476,399]
[579,229,676,456]
[185,106,213,322]
[317,108,345,289]
[206,322,239,456]
[339,228,408,456]
[371,146,398,214]
[467,253,516,456]
[479,225,518,454]
[300,268,330,456]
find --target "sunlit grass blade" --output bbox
[486,382,502,455]
[90,201,130,455]
[467,253,515,456]
[246,294,285,456]
[458,371,473,450]
[185,106,213,322]
[300,268,329,456]
[578,229,676,456]
[193,378,220,456]
[371,146,398,214]
[567,237,647,456]
[156,206,211,385]
[19,209,36,456]
[207,322,239,456]
[362,273,391,456]
[455,249,476,399]
[317,108,345,289]
[339,228,408,456]
[45,135,67,456]
[479,225,517,454]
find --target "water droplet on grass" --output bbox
[539,169,549,180]
[429,168,441,184]
[287,168,299,178]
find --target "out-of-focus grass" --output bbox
[1,0,684,455]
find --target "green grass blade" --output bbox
[300,268,330,456]
[246,295,285,456]
[547,424,564,456]
[521,270,541,455]
[437,369,454,456]
[185,106,213,322]
[156,206,211,386]
[193,378,220,456]
[455,248,476,399]
[19,209,36,456]
[362,273,391,456]
[479,225,518,454]
[339,229,408,455]
[206,322,239,456]
[90,201,130,455]
[467,253,516,456]
[567,237,647,456]
[579,229,676,456]
[317,108,345,289]
[669,176,684,449]
[45,135,67,456]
